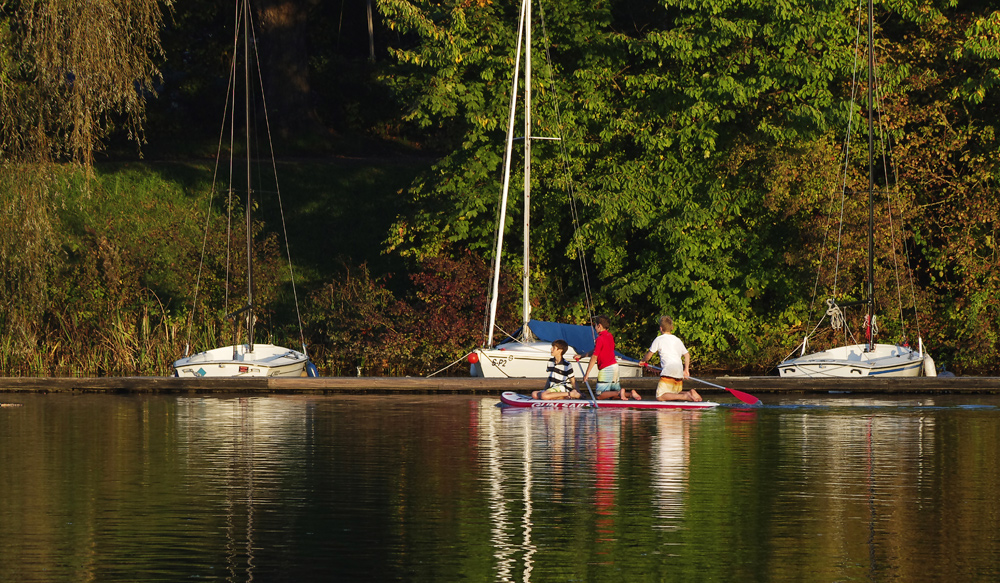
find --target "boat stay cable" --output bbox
[181,0,308,359]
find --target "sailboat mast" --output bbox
[244,0,255,351]
[522,0,532,334]
[485,0,527,348]
[865,0,874,351]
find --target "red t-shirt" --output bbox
[593,330,616,370]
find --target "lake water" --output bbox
[1,392,998,582]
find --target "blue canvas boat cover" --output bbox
[503,319,639,363]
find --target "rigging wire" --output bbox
[537,1,597,337]
[181,0,309,358]
[801,0,922,349]
[873,61,924,344]
[248,7,310,357]
[872,64,907,340]
[182,1,242,356]
[807,2,865,327]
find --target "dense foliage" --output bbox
[379,0,999,372]
[0,0,167,164]
[0,0,996,375]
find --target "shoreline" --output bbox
[0,375,998,395]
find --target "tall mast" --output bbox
[865,0,874,351]
[521,0,532,335]
[243,0,255,351]
[485,0,527,348]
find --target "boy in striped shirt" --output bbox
[531,339,581,400]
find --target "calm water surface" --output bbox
[1,391,999,582]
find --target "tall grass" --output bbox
[0,155,431,377]
[0,162,241,375]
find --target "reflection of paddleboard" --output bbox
[499,391,718,410]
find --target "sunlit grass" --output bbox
[0,155,431,377]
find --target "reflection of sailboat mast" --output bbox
[484,401,516,581]
[866,416,877,581]
[225,397,256,583]
[481,400,535,582]
[520,416,536,582]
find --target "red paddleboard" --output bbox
[499,391,718,409]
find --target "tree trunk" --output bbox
[255,0,323,140]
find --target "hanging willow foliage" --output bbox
[0,0,168,165]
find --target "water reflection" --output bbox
[2,393,999,582]
[593,413,618,555]
[652,410,696,530]
[225,399,256,582]
[481,405,713,581]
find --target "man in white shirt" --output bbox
[638,316,702,402]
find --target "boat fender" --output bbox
[306,362,320,377]
[922,355,937,377]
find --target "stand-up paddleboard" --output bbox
[500,391,718,410]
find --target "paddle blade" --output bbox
[725,387,761,406]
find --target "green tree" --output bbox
[380,0,860,363]
[379,0,1000,372]
[0,0,168,164]
[887,4,1000,372]
[561,0,859,362]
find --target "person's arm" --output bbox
[638,350,654,366]
[582,333,604,382]
[682,352,690,378]
[583,356,597,382]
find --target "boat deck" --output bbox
[0,375,997,394]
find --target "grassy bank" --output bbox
[0,156,433,377]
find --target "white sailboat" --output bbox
[173,0,312,378]
[778,0,934,379]
[469,0,642,379]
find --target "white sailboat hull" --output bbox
[173,344,308,378]
[778,343,930,378]
[470,342,643,379]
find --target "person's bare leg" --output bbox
[630,390,642,400]
[657,392,692,402]
[688,389,702,402]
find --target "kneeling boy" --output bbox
[638,315,702,402]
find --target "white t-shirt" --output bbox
[649,333,688,379]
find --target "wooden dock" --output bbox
[0,375,998,395]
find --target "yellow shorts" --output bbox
[543,385,569,394]
[656,377,683,398]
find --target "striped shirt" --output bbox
[544,358,576,389]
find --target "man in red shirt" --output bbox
[576,315,636,400]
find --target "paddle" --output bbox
[575,358,599,408]
[689,376,761,406]
[643,364,761,405]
